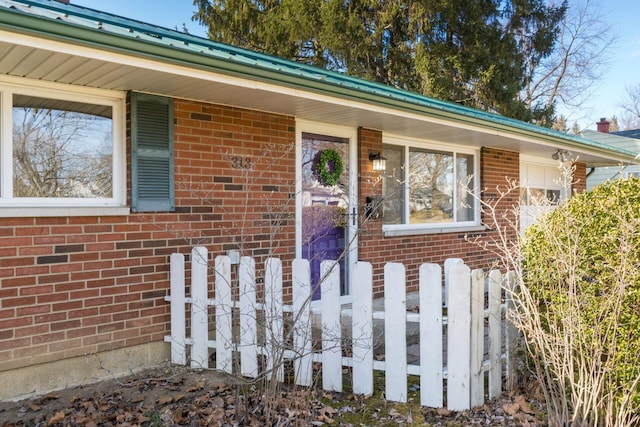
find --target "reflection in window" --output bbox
[382,144,404,224]
[382,143,476,226]
[546,189,561,205]
[456,153,475,220]
[409,148,453,223]
[12,95,113,198]
[520,188,561,205]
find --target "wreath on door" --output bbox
[314,149,344,186]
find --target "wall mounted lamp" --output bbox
[369,152,387,171]
[552,149,571,162]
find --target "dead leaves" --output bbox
[156,395,174,406]
[47,411,64,425]
[414,392,544,426]
[185,380,206,392]
[1,364,547,427]
[503,401,520,416]
[436,407,452,416]
[502,394,537,416]
[315,404,336,424]
[515,394,536,415]
[496,394,543,426]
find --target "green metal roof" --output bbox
[0,0,636,160]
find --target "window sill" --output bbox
[382,224,486,237]
[0,206,130,218]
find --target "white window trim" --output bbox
[381,134,481,236]
[0,76,128,217]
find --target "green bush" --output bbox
[522,177,640,424]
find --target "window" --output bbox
[519,188,561,206]
[382,139,479,233]
[12,95,113,198]
[0,78,126,216]
[625,171,640,179]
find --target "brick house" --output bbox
[0,0,635,400]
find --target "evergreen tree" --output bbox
[507,0,567,124]
[414,0,523,116]
[194,0,565,124]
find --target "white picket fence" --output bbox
[164,246,517,411]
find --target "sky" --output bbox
[568,0,640,130]
[71,0,640,131]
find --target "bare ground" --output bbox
[0,363,546,426]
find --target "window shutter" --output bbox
[131,92,174,212]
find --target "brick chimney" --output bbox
[597,117,610,133]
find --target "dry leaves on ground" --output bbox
[0,366,546,426]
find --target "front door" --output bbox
[297,124,357,301]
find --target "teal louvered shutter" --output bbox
[131,92,175,212]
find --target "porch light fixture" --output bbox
[552,149,571,162]
[369,152,387,171]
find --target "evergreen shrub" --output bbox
[522,177,640,421]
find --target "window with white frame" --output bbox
[382,139,479,230]
[0,79,125,213]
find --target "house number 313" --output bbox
[230,156,252,169]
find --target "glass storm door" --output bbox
[300,131,354,300]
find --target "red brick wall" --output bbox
[0,99,296,372]
[572,162,587,193]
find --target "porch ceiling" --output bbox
[0,32,630,167]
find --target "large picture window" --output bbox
[0,79,125,215]
[13,95,113,198]
[382,139,478,232]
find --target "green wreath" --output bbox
[316,149,344,186]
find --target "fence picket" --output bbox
[292,259,312,386]
[352,261,373,396]
[444,258,464,307]
[321,260,342,392]
[191,247,209,369]
[385,262,407,403]
[215,255,233,373]
[470,268,485,408]
[239,256,257,378]
[488,270,502,399]
[169,253,186,365]
[447,263,471,411]
[265,258,284,382]
[420,263,443,407]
